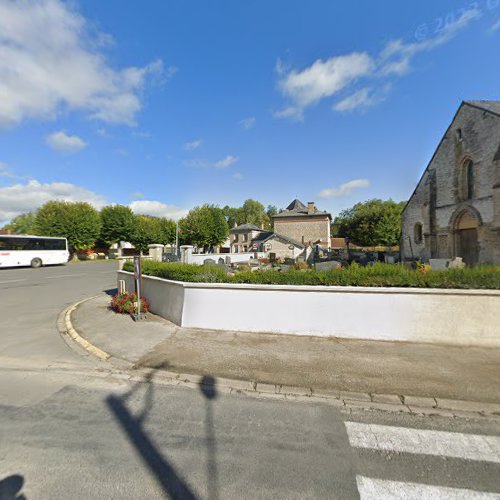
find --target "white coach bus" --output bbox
[0,235,69,268]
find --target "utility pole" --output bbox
[175,220,179,257]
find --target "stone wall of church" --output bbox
[402,103,500,264]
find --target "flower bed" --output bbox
[122,260,500,290]
[111,292,149,315]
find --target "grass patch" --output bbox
[122,260,500,289]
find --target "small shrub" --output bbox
[294,261,309,271]
[111,292,149,315]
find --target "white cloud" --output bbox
[277,52,374,116]
[46,131,87,153]
[214,155,239,169]
[491,19,500,32]
[130,200,188,221]
[0,0,166,127]
[184,139,203,151]
[239,116,256,130]
[187,155,240,170]
[0,179,106,221]
[232,172,243,180]
[317,179,370,199]
[334,85,391,112]
[276,8,480,117]
[0,161,16,179]
[379,8,481,77]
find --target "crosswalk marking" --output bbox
[356,476,500,500]
[346,422,500,463]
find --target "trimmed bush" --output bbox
[122,260,500,290]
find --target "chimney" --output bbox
[307,202,315,214]
[260,223,264,230]
[233,221,237,228]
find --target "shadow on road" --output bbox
[0,475,26,500]
[103,288,118,297]
[199,375,219,500]
[106,368,220,499]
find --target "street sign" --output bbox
[133,256,146,321]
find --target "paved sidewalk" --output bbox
[72,294,500,404]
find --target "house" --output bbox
[401,100,500,265]
[272,199,332,248]
[230,223,305,259]
[253,232,305,260]
[230,224,267,253]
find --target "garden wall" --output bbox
[118,271,500,347]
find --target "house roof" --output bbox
[273,198,331,219]
[250,231,274,243]
[231,223,263,233]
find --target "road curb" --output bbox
[60,296,111,361]
[61,295,500,420]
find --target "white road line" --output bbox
[346,422,500,463]
[46,273,86,279]
[0,278,27,284]
[356,476,500,500]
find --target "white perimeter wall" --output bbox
[118,271,500,347]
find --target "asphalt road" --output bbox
[1,262,500,499]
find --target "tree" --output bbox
[100,205,137,246]
[333,199,406,246]
[3,211,37,234]
[222,199,271,229]
[180,205,229,250]
[129,215,161,252]
[222,205,240,229]
[35,201,101,252]
[239,199,270,228]
[157,217,176,245]
[266,205,278,218]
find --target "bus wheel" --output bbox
[31,258,43,268]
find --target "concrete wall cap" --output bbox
[117,270,500,296]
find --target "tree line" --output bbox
[2,197,406,252]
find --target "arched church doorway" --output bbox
[455,210,479,266]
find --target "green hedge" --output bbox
[122,260,500,289]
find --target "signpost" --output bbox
[133,255,146,321]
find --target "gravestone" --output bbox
[429,258,449,270]
[203,258,217,266]
[448,257,465,269]
[218,257,225,265]
[315,260,342,271]
[225,256,232,265]
[162,253,179,262]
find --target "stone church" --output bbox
[401,100,500,266]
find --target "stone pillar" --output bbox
[148,244,164,262]
[180,245,194,264]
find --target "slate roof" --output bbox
[465,100,500,117]
[231,223,263,233]
[250,231,274,243]
[273,198,331,219]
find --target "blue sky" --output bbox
[1,0,500,224]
